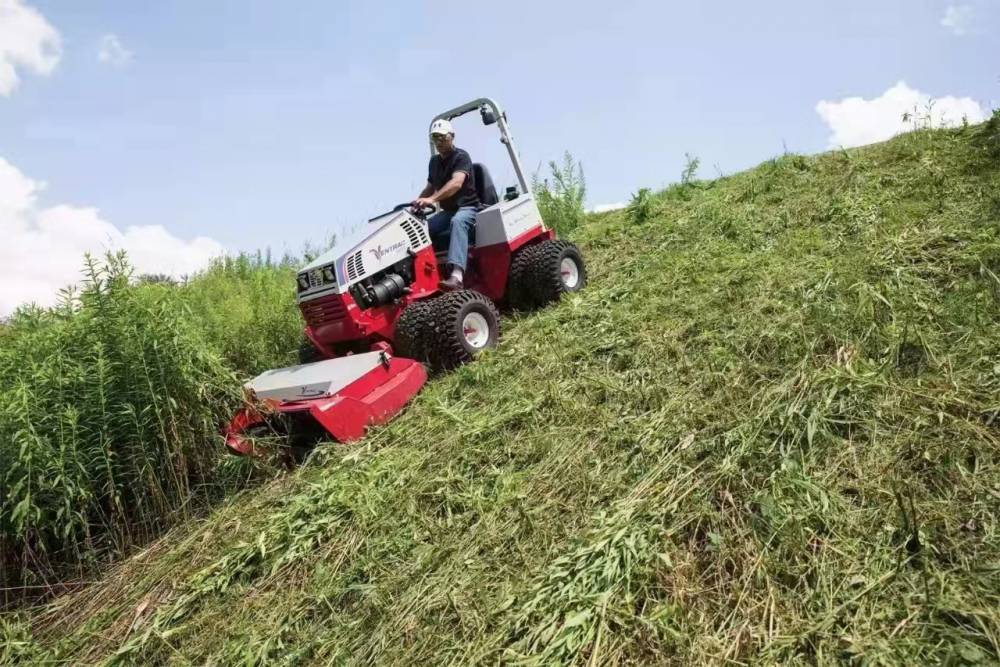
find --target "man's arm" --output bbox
[414,172,466,207]
[432,172,467,202]
[413,181,435,207]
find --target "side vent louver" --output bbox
[400,218,430,250]
[345,251,364,281]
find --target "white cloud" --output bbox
[97,33,132,67]
[941,4,974,35]
[587,201,627,213]
[0,0,61,96]
[0,157,225,315]
[815,81,987,149]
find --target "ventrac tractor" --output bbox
[225,98,587,455]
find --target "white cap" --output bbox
[429,119,454,136]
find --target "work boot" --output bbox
[438,275,463,291]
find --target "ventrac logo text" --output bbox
[368,240,408,262]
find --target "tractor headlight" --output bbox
[322,266,335,283]
[297,274,309,291]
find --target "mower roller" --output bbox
[224,97,587,455]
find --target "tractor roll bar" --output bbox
[430,97,530,195]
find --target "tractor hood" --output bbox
[296,209,431,302]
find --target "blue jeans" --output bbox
[427,206,476,271]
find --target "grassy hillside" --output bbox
[5,119,1000,665]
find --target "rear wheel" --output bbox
[525,240,587,306]
[428,290,500,370]
[506,244,543,310]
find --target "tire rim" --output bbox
[462,312,490,349]
[560,257,580,288]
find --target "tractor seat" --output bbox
[472,163,498,209]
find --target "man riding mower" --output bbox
[224,97,587,456]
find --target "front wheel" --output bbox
[394,297,438,362]
[428,290,500,370]
[298,337,325,364]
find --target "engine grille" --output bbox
[307,268,323,289]
[401,217,430,250]
[301,295,347,327]
[346,251,364,281]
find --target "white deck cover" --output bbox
[247,352,384,403]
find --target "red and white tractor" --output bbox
[225,97,586,455]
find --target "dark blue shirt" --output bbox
[428,148,479,212]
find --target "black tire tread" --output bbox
[506,244,545,310]
[525,240,587,306]
[428,290,501,370]
[394,298,438,362]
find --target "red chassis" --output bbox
[301,226,554,358]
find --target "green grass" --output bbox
[0,252,301,606]
[5,120,1000,665]
[177,253,304,373]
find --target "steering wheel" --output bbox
[391,201,437,217]
[408,203,437,218]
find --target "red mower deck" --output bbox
[225,351,427,455]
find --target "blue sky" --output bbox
[0,0,996,313]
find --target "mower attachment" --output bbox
[225,351,427,455]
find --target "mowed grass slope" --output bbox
[7,121,1000,665]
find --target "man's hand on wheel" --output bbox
[412,197,436,209]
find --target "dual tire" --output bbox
[372,239,588,371]
[507,239,587,311]
[302,289,502,372]
[396,239,587,370]
[396,290,501,371]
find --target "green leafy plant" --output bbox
[532,151,587,235]
[681,152,700,186]
[179,253,303,373]
[975,107,1000,159]
[0,252,287,606]
[626,187,654,224]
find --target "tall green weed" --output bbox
[0,253,250,604]
[532,151,586,235]
[177,254,302,374]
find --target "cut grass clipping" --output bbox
[4,119,1000,664]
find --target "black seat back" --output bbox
[472,163,498,208]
